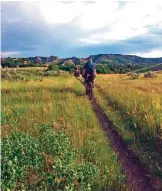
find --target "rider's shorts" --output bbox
[84,73,95,84]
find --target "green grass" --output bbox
[1,71,128,191]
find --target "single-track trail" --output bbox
[91,98,158,191]
[78,78,159,191]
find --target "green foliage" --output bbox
[95,63,144,74]
[44,70,60,76]
[48,64,59,71]
[2,126,98,191]
[1,72,127,190]
[1,69,44,81]
[59,65,74,73]
[1,58,44,68]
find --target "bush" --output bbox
[43,64,48,67]
[144,71,157,78]
[130,73,139,79]
[59,65,74,72]
[2,126,97,191]
[1,69,44,81]
[44,70,60,76]
[48,64,59,71]
[127,72,133,76]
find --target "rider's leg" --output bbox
[84,75,88,94]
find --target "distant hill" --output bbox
[2,54,162,67]
[26,54,162,66]
[28,56,61,63]
[136,63,162,73]
[90,54,162,65]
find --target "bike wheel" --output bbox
[88,82,93,101]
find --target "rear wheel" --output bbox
[88,82,93,100]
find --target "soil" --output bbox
[91,98,159,191]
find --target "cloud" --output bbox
[134,50,162,58]
[1,51,21,57]
[1,1,162,58]
[78,0,162,43]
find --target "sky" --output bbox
[1,0,162,58]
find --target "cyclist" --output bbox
[82,56,96,94]
[74,65,80,77]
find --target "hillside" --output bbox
[136,63,162,73]
[90,54,162,65]
[2,54,162,66]
[28,56,61,63]
[27,54,162,66]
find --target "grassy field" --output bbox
[1,69,127,191]
[95,73,162,182]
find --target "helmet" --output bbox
[87,56,92,60]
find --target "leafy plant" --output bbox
[2,126,98,191]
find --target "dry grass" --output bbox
[95,73,162,181]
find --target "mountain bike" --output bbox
[86,74,94,101]
[74,71,80,78]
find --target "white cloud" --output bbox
[40,1,82,24]
[1,51,21,57]
[134,50,162,58]
[75,0,162,43]
[79,38,101,44]
[5,0,162,44]
[2,0,162,57]
[78,1,119,30]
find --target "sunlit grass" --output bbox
[95,73,162,181]
[1,72,128,190]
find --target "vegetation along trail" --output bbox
[78,77,160,191]
[91,98,155,191]
[2,68,161,191]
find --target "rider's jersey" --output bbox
[74,66,78,72]
[83,60,95,75]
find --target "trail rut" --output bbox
[91,98,159,191]
[77,77,161,190]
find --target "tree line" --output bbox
[1,58,144,74]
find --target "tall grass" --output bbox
[1,71,128,190]
[95,74,162,182]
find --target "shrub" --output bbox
[130,73,139,79]
[44,70,60,76]
[43,64,48,67]
[127,72,133,76]
[2,126,97,191]
[48,64,59,71]
[1,69,44,81]
[144,71,157,78]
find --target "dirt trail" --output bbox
[91,98,158,191]
[77,77,160,190]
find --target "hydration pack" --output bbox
[87,60,95,74]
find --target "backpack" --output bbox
[87,60,95,74]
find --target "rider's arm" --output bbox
[82,64,86,76]
[82,68,85,76]
[94,64,96,77]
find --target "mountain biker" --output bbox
[74,65,79,73]
[82,56,96,94]
[74,65,80,77]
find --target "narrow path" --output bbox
[91,98,157,191]
[77,77,160,190]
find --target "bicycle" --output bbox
[86,74,94,101]
[74,71,80,78]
